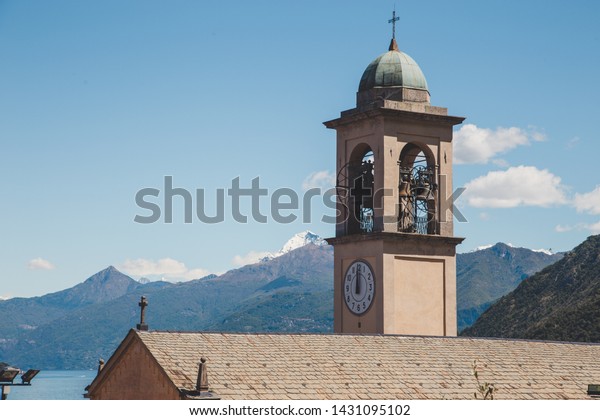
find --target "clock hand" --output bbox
[355,265,361,296]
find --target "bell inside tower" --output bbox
[336,145,376,235]
[398,143,438,235]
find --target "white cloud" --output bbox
[27,258,56,270]
[479,212,491,221]
[491,159,510,168]
[454,124,545,164]
[462,166,567,208]
[302,170,335,191]
[586,221,600,234]
[232,251,272,267]
[117,258,211,281]
[574,186,600,215]
[557,186,600,234]
[530,129,546,142]
[566,136,580,150]
[555,222,600,234]
[555,224,574,233]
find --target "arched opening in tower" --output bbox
[398,143,438,235]
[337,144,375,235]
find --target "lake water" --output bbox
[7,370,96,400]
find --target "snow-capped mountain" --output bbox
[530,248,554,256]
[279,231,328,254]
[472,244,494,252]
[259,231,329,262]
[469,243,556,255]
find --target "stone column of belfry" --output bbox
[324,27,464,336]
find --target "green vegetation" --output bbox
[457,243,562,331]
[462,235,600,342]
[472,360,495,400]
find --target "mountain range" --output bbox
[0,231,570,369]
[0,235,332,369]
[462,235,600,342]
[456,243,563,330]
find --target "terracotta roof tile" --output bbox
[136,331,600,400]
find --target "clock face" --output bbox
[344,260,375,315]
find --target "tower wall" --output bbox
[326,99,464,337]
[330,233,461,336]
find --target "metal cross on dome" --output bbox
[388,9,400,39]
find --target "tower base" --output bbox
[328,232,464,336]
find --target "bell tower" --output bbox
[324,23,465,336]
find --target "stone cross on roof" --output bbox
[136,296,149,331]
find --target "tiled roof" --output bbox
[137,331,600,400]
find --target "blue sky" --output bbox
[1,1,599,297]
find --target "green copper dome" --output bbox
[359,44,428,92]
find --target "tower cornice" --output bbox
[326,232,465,247]
[324,101,465,130]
